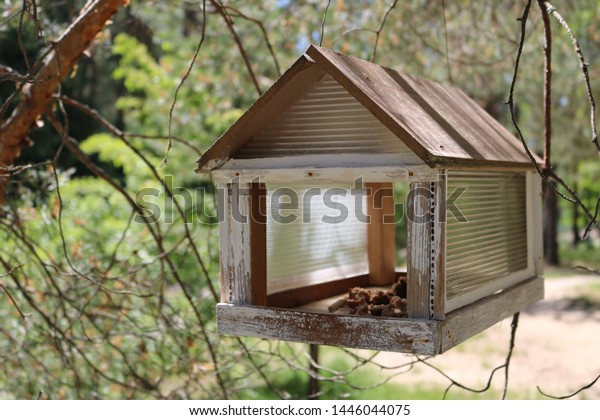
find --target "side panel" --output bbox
[445,171,534,312]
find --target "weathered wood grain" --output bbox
[407,181,432,319]
[211,165,436,185]
[217,303,440,355]
[432,173,447,320]
[219,182,266,306]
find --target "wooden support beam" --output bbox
[407,175,447,320]
[432,173,447,320]
[407,181,432,319]
[217,303,440,355]
[218,181,266,306]
[249,183,267,306]
[366,182,396,286]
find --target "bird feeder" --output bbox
[196,45,544,355]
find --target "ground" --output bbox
[375,268,600,399]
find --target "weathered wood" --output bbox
[217,303,440,355]
[217,275,541,355]
[222,153,422,170]
[267,274,370,309]
[219,182,266,305]
[432,173,446,320]
[211,166,435,185]
[440,276,544,352]
[407,181,432,319]
[218,183,233,303]
[366,182,396,286]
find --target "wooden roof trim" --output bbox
[305,45,435,167]
[196,55,326,172]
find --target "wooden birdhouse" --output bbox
[196,45,544,355]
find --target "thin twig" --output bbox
[441,0,452,83]
[506,0,599,234]
[572,265,600,275]
[163,0,206,167]
[545,2,598,153]
[538,373,600,399]
[537,0,552,171]
[224,5,281,76]
[319,0,332,47]
[211,0,262,95]
[371,0,398,62]
[583,195,600,239]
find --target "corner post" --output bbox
[407,171,446,320]
[218,180,267,306]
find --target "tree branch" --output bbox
[0,0,127,200]
[537,0,552,171]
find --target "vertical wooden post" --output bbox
[407,174,446,320]
[366,182,396,286]
[432,173,446,320]
[407,181,431,319]
[249,183,267,306]
[218,181,267,306]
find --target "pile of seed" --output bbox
[327,278,408,317]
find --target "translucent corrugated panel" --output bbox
[266,183,368,293]
[235,75,413,158]
[446,171,528,300]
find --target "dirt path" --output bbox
[374,272,600,399]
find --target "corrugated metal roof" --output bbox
[196,45,540,172]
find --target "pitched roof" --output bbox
[196,45,539,172]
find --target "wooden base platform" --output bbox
[216,276,543,355]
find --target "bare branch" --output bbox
[544,2,599,153]
[163,0,206,167]
[224,5,282,76]
[537,0,552,171]
[440,0,452,83]
[572,265,600,275]
[538,372,600,399]
[319,0,332,47]
[210,0,262,95]
[371,0,398,62]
